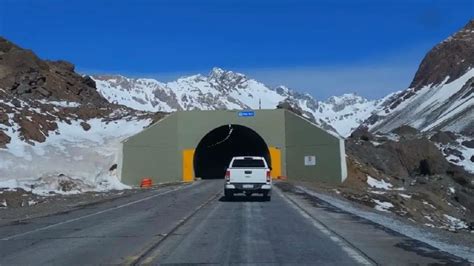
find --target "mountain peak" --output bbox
[206,67,248,91]
[326,93,366,106]
[208,67,246,81]
[409,20,474,90]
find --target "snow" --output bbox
[370,141,382,146]
[399,193,412,199]
[317,93,384,136]
[0,115,150,193]
[0,173,130,196]
[373,199,394,212]
[366,175,393,190]
[0,199,7,208]
[436,136,474,174]
[422,200,436,209]
[383,133,400,142]
[1,118,150,159]
[92,69,383,137]
[370,68,474,134]
[94,76,174,112]
[38,100,81,108]
[369,190,386,195]
[457,145,474,173]
[444,215,468,230]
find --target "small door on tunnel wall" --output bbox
[269,147,281,179]
[182,149,195,182]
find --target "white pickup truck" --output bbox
[224,156,272,201]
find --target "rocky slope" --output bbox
[362,20,474,135]
[93,69,383,137]
[342,127,474,233]
[341,20,474,233]
[0,37,160,190]
[0,37,106,105]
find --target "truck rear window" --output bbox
[231,159,265,168]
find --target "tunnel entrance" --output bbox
[194,124,271,179]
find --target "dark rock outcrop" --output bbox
[430,131,457,145]
[391,125,419,137]
[276,100,303,116]
[461,139,474,148]
[0,37,107,105]
[410,20,474,90]
[350,126,374,141]
[443,148,465,162]
[0,130,11,148]
[347,137,451,178]
[80,121,91,131]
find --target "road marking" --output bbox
[0,183,196,241]
[128,191,221,265]
[275,187,374,266]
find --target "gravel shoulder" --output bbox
[280,180,474,262]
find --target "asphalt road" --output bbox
[0,180,468,265]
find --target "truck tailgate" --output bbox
[229,168,267,183]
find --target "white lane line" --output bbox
[275,188,374,266]
[1,183,196,241]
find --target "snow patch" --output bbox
[0,173,129,196]
[366,175,393,190]
[399,193,412,199]
[38,100,81,108]
[373,199,394,212]
[444,215,468,230]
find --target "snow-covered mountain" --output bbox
[363,20,474,136]
[93,68,383,137]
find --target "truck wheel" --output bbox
[224,190,233,200]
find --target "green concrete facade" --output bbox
[118,109,347,185]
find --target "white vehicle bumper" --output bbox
[224,184,272,190]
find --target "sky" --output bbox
[0,0,472,100]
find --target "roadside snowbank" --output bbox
[0,173,130,196]
[0,117,150,193]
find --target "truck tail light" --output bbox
[225,170,230,182]
[266,171,271,182]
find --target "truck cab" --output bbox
[224,156,272,201]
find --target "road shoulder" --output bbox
[275,182,471,265]
[0,182,186,226]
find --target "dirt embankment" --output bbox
[298,126,474,233]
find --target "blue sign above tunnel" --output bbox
[238,111,255,117]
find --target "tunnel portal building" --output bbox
[118,109,347,185]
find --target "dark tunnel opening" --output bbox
[194,124,271,179]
